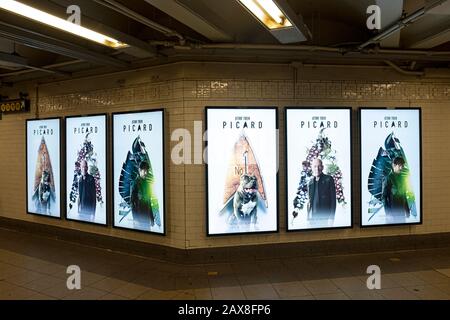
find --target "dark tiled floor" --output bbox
[0,228,450,300]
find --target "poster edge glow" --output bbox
[359,107,423,228]
[111,109,166,236]
[25,117,62,219]
[205,106,279,237]
[64,114,108,226]
[284,107,353,232]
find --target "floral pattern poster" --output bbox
[65,115,107,225]
[286,108,352,231]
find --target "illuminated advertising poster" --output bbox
[360,108,422,227]
[112,110,165,234]
[26,118,61,218]
[65,115,107,225]
[286,108,352,231]
[206,107,278,235]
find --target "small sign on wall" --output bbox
[0,98,30,114]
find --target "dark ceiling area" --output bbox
[0,0,449,85]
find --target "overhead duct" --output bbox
[144,0,232,42]
[358,0,449,50]
[0,51,27,69]
[94,0,185,44]
[409,28,450,49]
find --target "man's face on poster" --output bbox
[312,158,324,178]
[139,168,148,178]
[393,162,403,174]
[81,160,88,176]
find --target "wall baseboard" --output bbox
[1,216,450,264]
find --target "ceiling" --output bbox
[0,0,449,85]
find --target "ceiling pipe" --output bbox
[150,41,344,53]
[292,63,397,70]
[0,60,81,77]
[193,43,342,53]
[375,48,450,56]
[357,0,449,50]
[93,0,185,45]
[24,65,70,76]
[154,41,450,58]
[297,61,450,79]
[383,60,424,76]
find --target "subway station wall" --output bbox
[0,62,449,249]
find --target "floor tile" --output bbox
[346,290,385,300]
[383,272,426,287]
[208,275,240,288]
[171,290,196,300]
[112,282,150,299]
[63,287,108,300]
[98,293,128,300]
[272,281,311,298]
[411,270,450,284]
[212,286,246,300]
[4,270,45,286]
[135,288,166,300]
[405,285,450,300]
[378,287,420,300]
[1,228,450,301]
[0,285,37,300]
[314,292,349,300]
[331,277,368,292]
[284,295,316,300]
[22,275,64,292]
[242,284,279,300]
[90,277,130,292]
[302,279,340,295]
[26,292,57,300]
[194,288,212,300]
[435,268,450,278]
[40,282,75,299]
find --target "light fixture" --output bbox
[0,0,128,49]
[238,0,292,29]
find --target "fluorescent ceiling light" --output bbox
[238,0,292,29]
[0,0,128,49]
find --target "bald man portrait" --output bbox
[78,159,96,220]
[307,158,337,223]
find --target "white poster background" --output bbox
[360,109,421,226]
[286,109,352,230]
[26,118,61,217]
[113,111,164,234]
[207,108,278,235]
[66,115,107,225]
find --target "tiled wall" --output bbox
[0,62,449,249]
